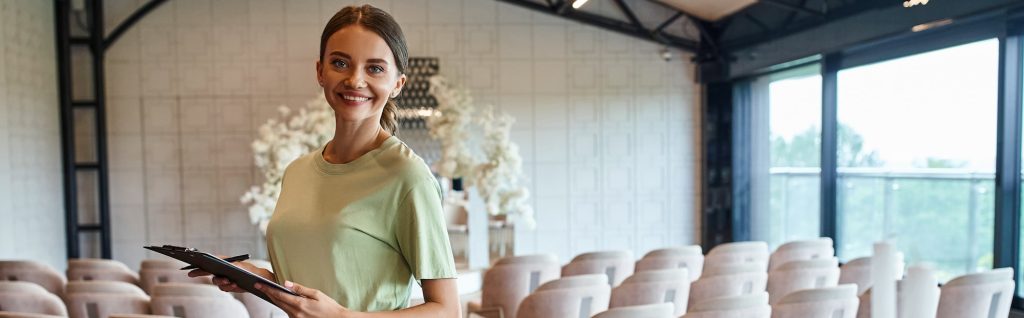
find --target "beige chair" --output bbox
[0,313,67,318]
[768,238,834,272]
[150,284,249,318]
[610,269,689,316]
[936,268,1014,318]
[771,284,858,318]
[683,292,771,318]
[635,246,703,281]
[0,281,52,295]
[64,281,150,318]
[139,267,211,295]
[67,259,139,286]
[0,288,68,316]
[767,258,839,305]
[0,260,67,295]
[233,260,286,318]
[467,254,560,318]
[704,242,770,272]
[689,262,768,307]
[561,251,634,287]
[592,303,674,318]
[108,315,177,318]
[515,274,611,318]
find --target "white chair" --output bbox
[610,269,689,316]
[771,284,858,318]
[150,284,249,318]
[768,238,834,272]
[466,254,560,318]
[0,282,68,316]
[561,251,634,287]
[704,242,770,272]
[683,292,771,318]
[515,274,610,318]
[64,281,150,318]
[936,267,1014,318]
[689,262,768,307]
[0,261,67,295]
[234,260,286,318]
[767,258,840,305]
[593,303,674,318]
[838,255,906,294]
[67,259,139,285]
[635,246,703,281]
[856,280,937,318]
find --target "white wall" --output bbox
[99,0,702,269]
[0,1,66,270]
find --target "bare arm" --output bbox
[257,278,461,318]
[347,278,460,318]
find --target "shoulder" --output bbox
[376,137,438,186]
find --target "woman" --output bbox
[191,5,459,317]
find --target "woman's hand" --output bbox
[256,281,351,318]
[187,260,274,293]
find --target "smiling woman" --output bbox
[189,5,460,318]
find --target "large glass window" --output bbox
[747,65,823,249]
[836,39,999,282]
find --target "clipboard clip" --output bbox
[162,244,198,252]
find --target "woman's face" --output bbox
[316,25,406,126]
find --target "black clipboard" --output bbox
[144,245,300,303]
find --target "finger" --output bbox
[188,269,211,277]
[255,282,305,308]
[284,281,320,299]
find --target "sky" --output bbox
[768,38,1000,171]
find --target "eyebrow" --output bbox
[329,51,390,65]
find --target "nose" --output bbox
[343,70,367,89]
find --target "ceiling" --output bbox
[497,0,892,55]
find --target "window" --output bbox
[836,39,999,282]
[745,65,823,250]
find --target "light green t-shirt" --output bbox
[265,136,457,312]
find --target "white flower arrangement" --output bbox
[241,94,334,234]
[427,75,535,229]
[473,106,536,229]
[426,75,478,184]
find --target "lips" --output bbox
[336,92,373,105]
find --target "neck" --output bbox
[324,117,391,164]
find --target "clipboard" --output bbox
[144,245,300,303]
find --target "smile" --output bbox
[340,94,371,102]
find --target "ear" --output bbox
[315,59,324,86]
[392,73,407,97]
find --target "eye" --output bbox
[368,65,385,74]
[331,59,347,68]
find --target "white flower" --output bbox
[241,93,335,235]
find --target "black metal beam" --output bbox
[994,33,1022,283]
[654,12,684,33]
[88,0,112,260]
[614,0,645,30]
[496,0,699,52]
[820,53,840,243]
[104,0,167,50]
[761,0,824,17]
[722,0,896,51]
[55,0,80,260]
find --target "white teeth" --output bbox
[341,94,370,102]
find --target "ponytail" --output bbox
[381,99,399,135]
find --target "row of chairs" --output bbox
[0,259,284,318]
[467,238,1016,318]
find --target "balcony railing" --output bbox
[767,167,995,282]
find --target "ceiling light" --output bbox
[572,0,590,9]
[912,19,952,32]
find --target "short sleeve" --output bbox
[395,177,457,282]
